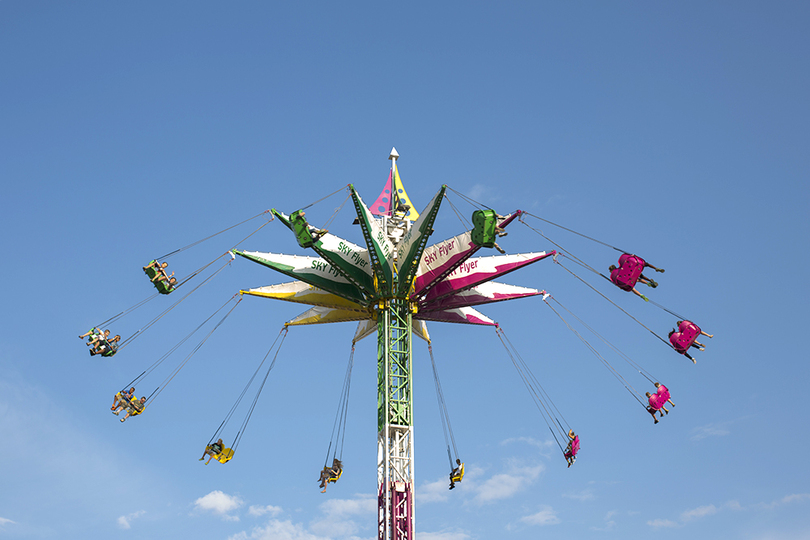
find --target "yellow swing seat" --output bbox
[327,468,343,484]
[450,463,465,483]
[124,399,144,417]
[214,448,234,464]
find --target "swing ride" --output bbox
[83,148,712,540]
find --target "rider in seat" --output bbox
[119,396,146,422]
[199,439,225,464]
[144,260,178,293]
[80,328,110,348]
[608,254,665,301]
[90,335,120,357]
[564,430,580,468]
[668,320,713,363]
[449,458,464,490]
[112,387,135,413]
[319,458,343,493]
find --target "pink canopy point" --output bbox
[370,170,393,217]
[422,252,554,304]
[415,306,497,326]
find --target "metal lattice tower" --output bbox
[377,296,415,540]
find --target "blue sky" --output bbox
[1,2,809,539]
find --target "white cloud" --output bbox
[520,505,560,526]
[648,494,810,529]
[319,495,376,517]
[681,504,718,521]
[308,518,359,538]
[232,495,375,540]
[500,436,553,450]
[468,184,491,202]
[194,490,244,521]
[472,461,543,504]
[228,520,328,540]
[417,476,451,504]
[117,510,145,529]
[590,510,617,531]
[647,519,678,528]
[690,423,730,441]
[309,495,375,537]
[474,473,523,503]
[781,494,810,505]
[0,517,16,526]
[418,529,471,540]
[563,488,595,501]
[759,493,810,510]
[248,505,283,517]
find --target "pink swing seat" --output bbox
[610,254,646,291]
[670,321,700,354]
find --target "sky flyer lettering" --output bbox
[375,230,393,260]
[447,258,479,277]
[336,241,369,268]
[309,259,343,278]
[422,238,458,266]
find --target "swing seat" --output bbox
[143,262,175,295]
[472,209,498,248]
[327,469,342,484]
[128,402,144,416]
[290,210,315,248]
[121,396,145,416]
[450,463,465,483]
[143,262,161,281]
[564,436,580,459]
[153,279,175,295]
[610,254,645,291]
[656,385,671,404]
[100,343,118,357]
[214,448,234,464]
[670,321,700,353]
[124,405,143,417]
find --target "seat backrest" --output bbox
[672,322,699,351]
[216,448,234,464]
[612,254,645,290]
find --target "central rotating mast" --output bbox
[235,148,554,540]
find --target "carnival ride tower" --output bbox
[235,149,553,540]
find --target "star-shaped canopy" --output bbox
[235,169,554,343]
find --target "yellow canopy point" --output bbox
[393,164,420,221]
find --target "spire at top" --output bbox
[371,147,418,220]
